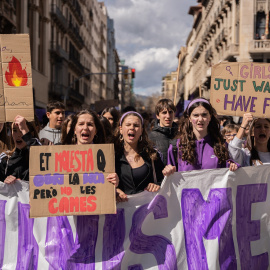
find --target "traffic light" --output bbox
[131,68,135,79]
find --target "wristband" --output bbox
[240,126,247,130]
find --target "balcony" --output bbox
[50,42,69,61]
[50,4,68,32]
[68,22,84,50]
[205,47,213,63]
[69,54,84,75]
[249,40,270,53]
[223,43,239,60]
[66,0,83,25]
[215,28,228,48]
[49,82,68,98]
[69,88,84,104]
[191,44,203,62]
[0,0,16,33]
[84,67,91,80]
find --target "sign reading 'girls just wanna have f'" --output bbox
[0,34,34,122]
[210,62,270,117]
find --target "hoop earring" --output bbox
[120,134,123,141]
[139,135,142,141]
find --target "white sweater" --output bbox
[228,136,270,166]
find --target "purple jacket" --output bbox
[167,134,229,172]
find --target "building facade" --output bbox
[161,71,178,101]
[118,63,135,111]
[0,0,119,112]
[106,16,117,101]
[177,0,270,102]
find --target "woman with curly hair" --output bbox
[229,113,270,166]
[115,111,175,200]
[167,98,238,171]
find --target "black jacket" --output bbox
[0,132,41,181]
[116,151,165,195]
[149,120,178,165]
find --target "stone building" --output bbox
[177,0,270,103]
[161,71,178,101]
[119,63,135,111]
[106,16,118,101]
[0,0,119,112]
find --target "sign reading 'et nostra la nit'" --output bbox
[29,144,116,218]
[210,62,270,117]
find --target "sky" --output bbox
[103,0,195,96]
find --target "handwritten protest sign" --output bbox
[29,144,116,218]
[0,34,34,122]
[210,62,270,117]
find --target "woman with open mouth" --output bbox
[167,98,238,172]
[0,115,41,184]
[114,111,175,202]
[229,113,270,166]
[62,109,119,186]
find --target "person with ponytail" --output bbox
[167,98,238,171]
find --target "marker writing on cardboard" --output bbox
[214,78,246,92]
[1,46,12,52]
[0,97,30,107]
[240,64,270,79]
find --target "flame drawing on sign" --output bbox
[5,56,28,87]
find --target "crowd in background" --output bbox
[0,97,270,201]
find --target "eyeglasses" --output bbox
[225,134,237,138]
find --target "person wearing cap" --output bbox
[167,98,238,172]
[114,111,175,201]
[149,98,178,165]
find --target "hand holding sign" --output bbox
[106,173,119,187]
[14,115,29,135]
[4,175,17,184]
[241,113,254,129]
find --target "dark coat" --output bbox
[0,132,41,181]
[115,151,165,195]
[149,120,178,165]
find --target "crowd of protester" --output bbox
[0,97,270,202]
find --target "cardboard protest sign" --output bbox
[29,144,116,218]
[210,62,270,117]
[0,34,34,122]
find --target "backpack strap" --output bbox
[151,159,157,184]
[171,139,179,169]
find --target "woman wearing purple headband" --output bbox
[114,111,175,201]
[167,98,238,172]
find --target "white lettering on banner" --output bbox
[0,165,270,269]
